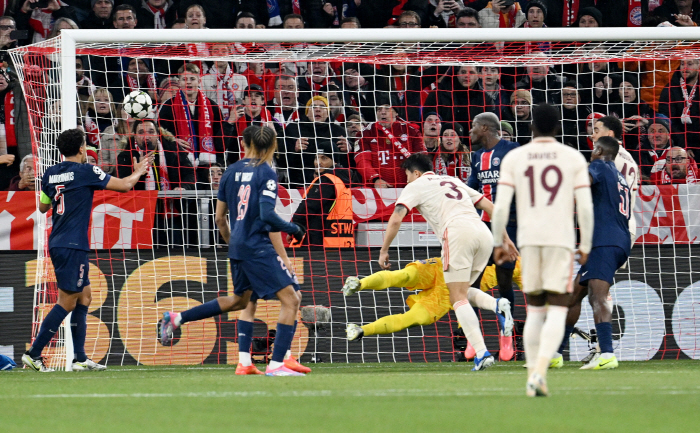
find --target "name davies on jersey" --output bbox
[527,152,557,160]
[48,172,75,184]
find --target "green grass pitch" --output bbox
[1,361,698,433]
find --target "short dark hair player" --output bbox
[22,128,152,372]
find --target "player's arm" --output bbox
[215,199,231,244]
[489,185,518,264]
[106,152,154,192]
[378,204,408,270]
[39,191,51,214]
[574,186,594,265]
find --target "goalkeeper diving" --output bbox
[344,257,518,356]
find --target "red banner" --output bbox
[0,191,158,250]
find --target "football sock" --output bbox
[361,303,432,336]
[179,299,222,325]
[595,321,614,353]
[557,325,575,355]
[28,304,69,359]
[271,322,294,363]
[70,304,89,362]
[285,321,298,360]
[496,267,516,313]
[523,305,546,375]
[467,287,497,312]
[237,320,254,367]
[536,305,568,377]
[454,299,487,358]
[361,267,418,291]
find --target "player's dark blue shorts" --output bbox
[578,246,629,286]
[49,247,90,293]
[230,254,300,301]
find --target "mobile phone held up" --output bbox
[30,0,50,9]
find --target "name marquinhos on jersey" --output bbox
[235,172,253,182]
[48,172,74,184]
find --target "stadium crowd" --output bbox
[0,0,698,245]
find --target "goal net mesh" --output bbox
[10,34,700,368]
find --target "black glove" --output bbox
[290,222,306,243]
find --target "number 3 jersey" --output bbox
[218,158,278,260]
[588,159,632,255]
[498,137,589,250]
[40,161,111,251]
[395,171,486,240]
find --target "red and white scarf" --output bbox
[272,105,299,129]
[126,73,157,94]
[563,0,578,26]
[497,2,520,28]
[4,91,15,148]
[680,76,697,124]
[292,0,301,14]
[388,0,408,25]
[172,90,216,164]
[76,75,96,96]
[143,140,171,191]
[627,0,642,27]
[215,65,236,119]
[377,122,411,157]
[84,112,118,147]
[145,0,169,29]
[434,152,470,182]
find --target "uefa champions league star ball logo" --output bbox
[202,136,214,152]
[492,157,501,167]
[267,180,276,190]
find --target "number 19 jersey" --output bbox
[396,171,485,238]
[218,158,278,260]
[498,137,590,250]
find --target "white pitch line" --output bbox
[4,387,700,399]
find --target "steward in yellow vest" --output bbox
[289,143,360,247]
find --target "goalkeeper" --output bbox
[344,257,519,357]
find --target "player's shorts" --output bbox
[230,254,300,301]
[406,286,452,320]
[49,247,90,293]
[578,246,629,286]
[519,246,574,295]
[441,221,492,285]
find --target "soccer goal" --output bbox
[10,27,700,370]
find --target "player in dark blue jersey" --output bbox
[22,128,152,372]
[160,126,309,376]
[554,136,631,370]
[467,112,520,360]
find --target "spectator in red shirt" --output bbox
[354,94,425,188]
[651,146,699,185]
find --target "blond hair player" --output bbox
[491,104,594,397]
[378,153,518,371]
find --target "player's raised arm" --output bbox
[105,152,154,192]
[379,204,408,269]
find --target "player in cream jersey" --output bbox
[492,104,594,397]
[378,153,517,371]
[592,116,639,246]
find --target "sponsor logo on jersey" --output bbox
[201,136,214,152]
[93,166,106,180]
[400,134,408,141]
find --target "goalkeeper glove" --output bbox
[290,223,306,243]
